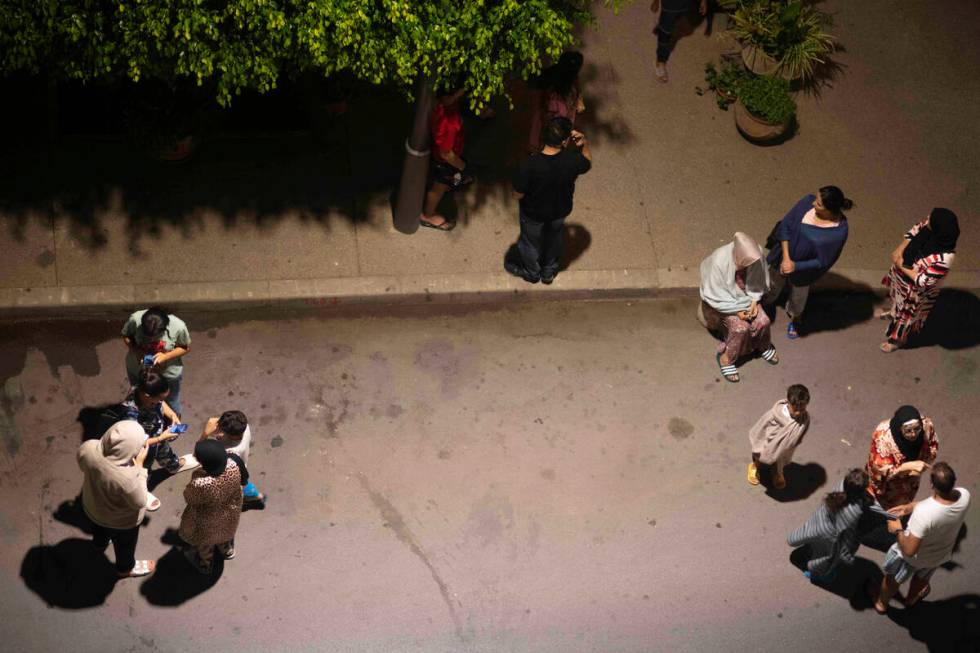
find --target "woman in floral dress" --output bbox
[880,208,959,352]
[865,405,939,517]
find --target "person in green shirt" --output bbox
[121,307,191,415]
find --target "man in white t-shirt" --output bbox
[874,461,970,613]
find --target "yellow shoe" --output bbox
[747,463,760,486]
[773,472,787,490]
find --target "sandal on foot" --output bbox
[873,600,889,615]
[146,492,161,512]
[654,62,668,83]
[747,463,760,486]
[905,584,931,607]
[420,215,456,232]
[761,346,779,365]
[786,321,799,339]
[118,560,155,578]
[877,308,894,320]
[880,341,901,353]
[173,455,198,473]
[716,352,739,383]
[772,473,787,490]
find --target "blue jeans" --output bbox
[517,213,565,280]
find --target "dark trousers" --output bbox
[655,9,687,63]
[91,522,140,573]
[145,441,180,473]
[517,213,565,280]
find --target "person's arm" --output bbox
[160,401,180,425]
[153,345,188,367]
[121,315,139,351]
[699,0,708,14]
[571,130,591,162]
[200,416,220,441]
[146,432,179,447]
[441,150,467,171]
[887,519,922,556]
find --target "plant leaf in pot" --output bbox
[733,74,795,143]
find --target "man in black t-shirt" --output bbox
[507,117,592,284]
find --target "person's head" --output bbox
[786,384,810,420]
[217,410,248,438]
[194,438,229,477]
[890,405,923,443]
[732,232,763,270]
[814,186,853,219]
[825,468,870,512]
[136,370,170,406]
[139,306,170,340]
[550,51,584,95]
[930,461,957,498]
[542,116,573,148]
[927,208,960,251]
[99,420,147,466]
[435,77,466,106]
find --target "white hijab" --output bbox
[699,232,770,313]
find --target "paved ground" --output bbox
[1,0,979,314]
[0,296,977,652]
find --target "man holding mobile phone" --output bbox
[507,117,592,285]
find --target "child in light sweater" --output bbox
[748,384,810,489]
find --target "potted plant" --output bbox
[703,60,747,110]
[728,0,834,82]
[733,74,795,143]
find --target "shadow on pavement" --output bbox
[906,289,980,351]
[20,538,118,608]
[52,497,95,535]
[77,404,125,442]
[886,594,980,653]
[140,547,222,606]
[764,462,826,502]
[561,223,592,271]
[764,273,876,337]
[788,547,881,612]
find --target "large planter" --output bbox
[733,100,790,144]
[741,45,797,82]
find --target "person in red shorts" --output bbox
[421,84,471,231]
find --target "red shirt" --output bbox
[430,103,463,163]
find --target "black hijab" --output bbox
[194,439,228,477]
[903,208,959,267]
[889,405,924,461]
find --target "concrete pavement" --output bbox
[1,0,979,316]
[0,298,977,652]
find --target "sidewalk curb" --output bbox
[1,268,979,318]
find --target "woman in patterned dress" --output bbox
[179,439,244,574]
[879,208,959,352]
[865,406,939,517]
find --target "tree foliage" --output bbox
[0,0,620,107]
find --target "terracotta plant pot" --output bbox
[741,45,798,82]
[158,135,197,162]
[733,100,791,144]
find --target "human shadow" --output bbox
[139,546,223,606]
[764,462,826,502]
[905,289,980,350]
[52,497,95,535]
[20,538,118,609]
[77,404,125,442]
[765,273,875,337]
[788,546,882,612]
[886,594,980,653]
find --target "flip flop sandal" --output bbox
[746,463,760,486]
[877,309,894,320]
[716,352,739,383]
[419,216,456,232]
[880,341,900,353]
[786,321,799,339]
[146,492,161,512]
[905,585,931,607]
[118,560,155,578]
[654,63,668,83]
[761,346,779,365]
[173,455,199,473]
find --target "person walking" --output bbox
[506,117,592,285]
[879,208,959,352]
[698,232,777,383]
[763,187,852,339]
[121,306,191,416]
[178,439,245,574]
[787,469,874,583]
[866,406,939,517]
[421,84,470,232]
[77,420,155,578]
[652,0,708,83]
[528,51,586,152]
[874,462,970,613]
[747,384,810,489]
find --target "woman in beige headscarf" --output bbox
[699,232,777,382]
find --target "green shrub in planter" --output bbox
[737,74,795,124]
[704,60,747,109]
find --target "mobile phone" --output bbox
[170,424,188,434]
[142,354,155,366]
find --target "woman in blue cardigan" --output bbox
[764,187,852,338]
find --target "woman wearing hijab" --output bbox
[699,232,776,382]
[788,469,876,583]
[77,420,155,577]
[179,439,245,574]
[866,406,939,517]
[880,208,959,352]
[764,187,852,339]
